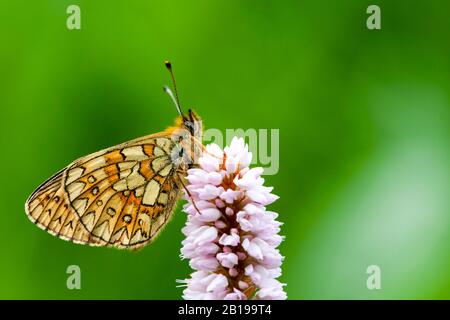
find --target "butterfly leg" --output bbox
[175,171,203,215]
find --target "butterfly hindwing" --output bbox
[25,168,105,246]
[25,133,184,250]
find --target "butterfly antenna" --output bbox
[163,60,183,116]
[163,85,183,116]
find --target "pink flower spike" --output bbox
[228,268,238,277]
[224,288,247,300]
[214,220,227,229]
[225,207,234,216]
[217,252,239,268]
[238,281,249,290]
[180,138,286,300]
[198,208,222,222]
[218,229,240,246]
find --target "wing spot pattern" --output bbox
[142,180,160,205]
[66,167,85,184]
[122,146,148,161]
[26,133,192,250]
[123,214,132,223]
[107,207,116,217]
[67,181,86,201]
[151,157,170,172]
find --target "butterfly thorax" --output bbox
[166,110,203,171]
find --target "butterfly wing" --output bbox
[25,133,184,250]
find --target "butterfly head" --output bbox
[167,110,203,169]
[162,61,204,168]
[182,109,202,140]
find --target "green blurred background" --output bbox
[0,0,449,299]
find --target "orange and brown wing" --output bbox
[25,133,184,250]
[25,168,107,246]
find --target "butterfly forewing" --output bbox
[25,133,184,250]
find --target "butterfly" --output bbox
[25,61,204,250]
